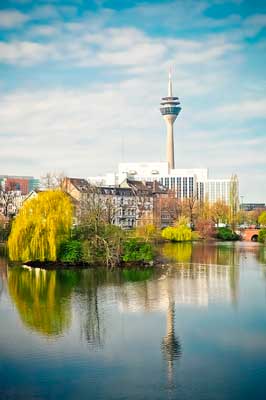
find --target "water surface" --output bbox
[0,242,266,400]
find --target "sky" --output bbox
[0,0,265,201]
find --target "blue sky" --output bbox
[0,0,265,201]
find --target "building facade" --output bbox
[0,175,39,195]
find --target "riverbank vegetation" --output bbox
[5,183,266,266]
[7,189,155,267]
[258,212,266,244]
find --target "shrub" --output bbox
[135,224,158,241]
[195,218,215,239]
[122,238,154,262]
[258,229,266,244]
[161,225,192,242]
[59,240,83,263]
[216,227,238,241]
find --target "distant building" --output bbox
[240,203,266,211]
[0,190,24,217]
[0,175,39,195]
[62,177,168,229]
[88,162,236,205]
[203,179,232,204]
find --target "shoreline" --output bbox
[20,259,160,270]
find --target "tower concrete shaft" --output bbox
[165,115,177,170]
[160,72,181,170]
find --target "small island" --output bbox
[6,187,266,269]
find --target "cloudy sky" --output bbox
[0,0,265,201]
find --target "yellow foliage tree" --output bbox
[8,190,73,262]
[162,225,192,242]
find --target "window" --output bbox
[189,177,194,197]
[177,177,181,198]
[170,177,175,189]
[183,177,187,198]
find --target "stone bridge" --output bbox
[239,228,260,242]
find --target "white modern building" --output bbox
[203,179,232,204]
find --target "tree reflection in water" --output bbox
[78,268,154,348]
[0,257,8,301]
[7,267,78,336]
[161,242,240,306]
[162,242,192,263]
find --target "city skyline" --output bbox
[0,0,265,201]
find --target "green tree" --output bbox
[8,190,73,262]
[258,211,266,227]
[258,229,266,244]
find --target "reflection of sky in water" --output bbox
[0,242,266,400]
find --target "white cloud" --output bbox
[216,98,266,120]
[0,41,56,65]
[0,10,28,28]
[243,14,266,37]
[28,24,58,37]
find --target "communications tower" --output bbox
[160,72,181,170]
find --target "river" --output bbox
[0,241,266,399]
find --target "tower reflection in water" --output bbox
[161,301,181,388]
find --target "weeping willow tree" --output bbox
[162,218,192,242]
[8,190,73,262]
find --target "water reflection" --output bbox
[1,242,266,400]
[0,255,8,301]
[257,245,266,265]
[161,302,181,387]
[5,242,265,340]
[77,269,154,348]
[7,267,77,336]
[162,242,192,263]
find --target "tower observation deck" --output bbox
[160,72,181,170]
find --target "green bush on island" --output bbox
[122,238,154,262]
[59,240,83,263]
[258,229,266,244]
[216,227,238,241]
